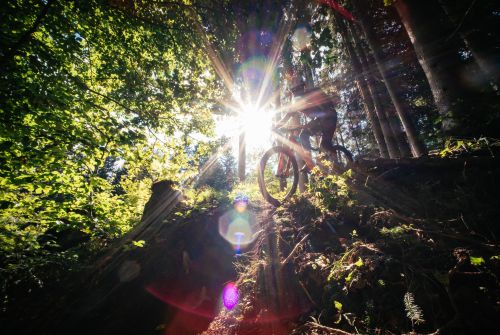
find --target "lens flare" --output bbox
[234,201,248,213]
[218,205,259,252]
[234,231,245,254]
[222,282,238,310]
[237,56,278,102]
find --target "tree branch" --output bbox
[0,0,56,66]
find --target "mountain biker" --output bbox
[274,76,338,172]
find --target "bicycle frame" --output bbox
[274,128,302,179]
[273,126,315,176]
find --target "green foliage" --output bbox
[132,240,146,248]
[196,137,237,191]
[333,300,343,323]
[182,186,229,214]
[403,292,425,327]
[230,175,266,205]
[123,239,146,251]
[380,225,412,238]
[354,257,364,267]
[308,168,353,211]
[334,300,343,312]
[439,137,496,157]
[0,0,222,302]
[470,256,485,266]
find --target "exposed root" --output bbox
[282,234,310,265]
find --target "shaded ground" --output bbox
[204,154,500,335]
[3,153,500,335]
[4,202,240,335]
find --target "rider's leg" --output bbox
[319,115,337,152]
[298,129,315,171]
[319,128,334,152]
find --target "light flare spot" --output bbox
[218,211,259,250]
[222,282,238,310]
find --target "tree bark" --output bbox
[334,14,389,158]
[438,0,500,90]
[393,0,488,137]
[352,0,426,157]
[386,106,412,157]
[0,0,55,67]
[238,132,246,182]
[347,113,361,155]
[338,123,346,147]
[348,22,402,158]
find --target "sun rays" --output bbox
[180,3,342,186]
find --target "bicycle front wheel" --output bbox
[258,146,299,207]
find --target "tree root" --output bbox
[281,234,310,265]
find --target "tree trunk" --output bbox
[438,0,500,91]
[352,0,426,157]
[348,22,402,158]
[238,132,246,182]
[354,25,411,158]
[347,114,362,155]
[0,0,55,67]
[338,124,346,147]
[393,0,486,137]
[334,14,389,158]
[386,106,412,157]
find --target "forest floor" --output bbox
[203,155,500,335]
[3,152,500,335]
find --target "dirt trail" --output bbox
[203,204,312,335]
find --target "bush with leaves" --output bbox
[308,168,354,211]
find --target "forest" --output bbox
[0,0,499,334]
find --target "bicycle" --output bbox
[258,124,353,206]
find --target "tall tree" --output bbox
[351,0,426,157]
[0,0,221,282]
[333,13,389,158]
[393,0,499,137]
[348,22,402,157]
[438,0,500,90]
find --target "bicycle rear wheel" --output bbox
[258,146,299,206]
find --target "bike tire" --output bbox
[258,146,299,207]
[326,145,354,172]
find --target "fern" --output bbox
[404,292,425,327]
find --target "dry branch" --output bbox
[281,233,310,265]
[306,322,354,335]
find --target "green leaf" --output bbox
[354,257,363,267]
[470,256,485,266]
[345,270,354,283]
[132,240,146,248]
[334,300,343,312]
